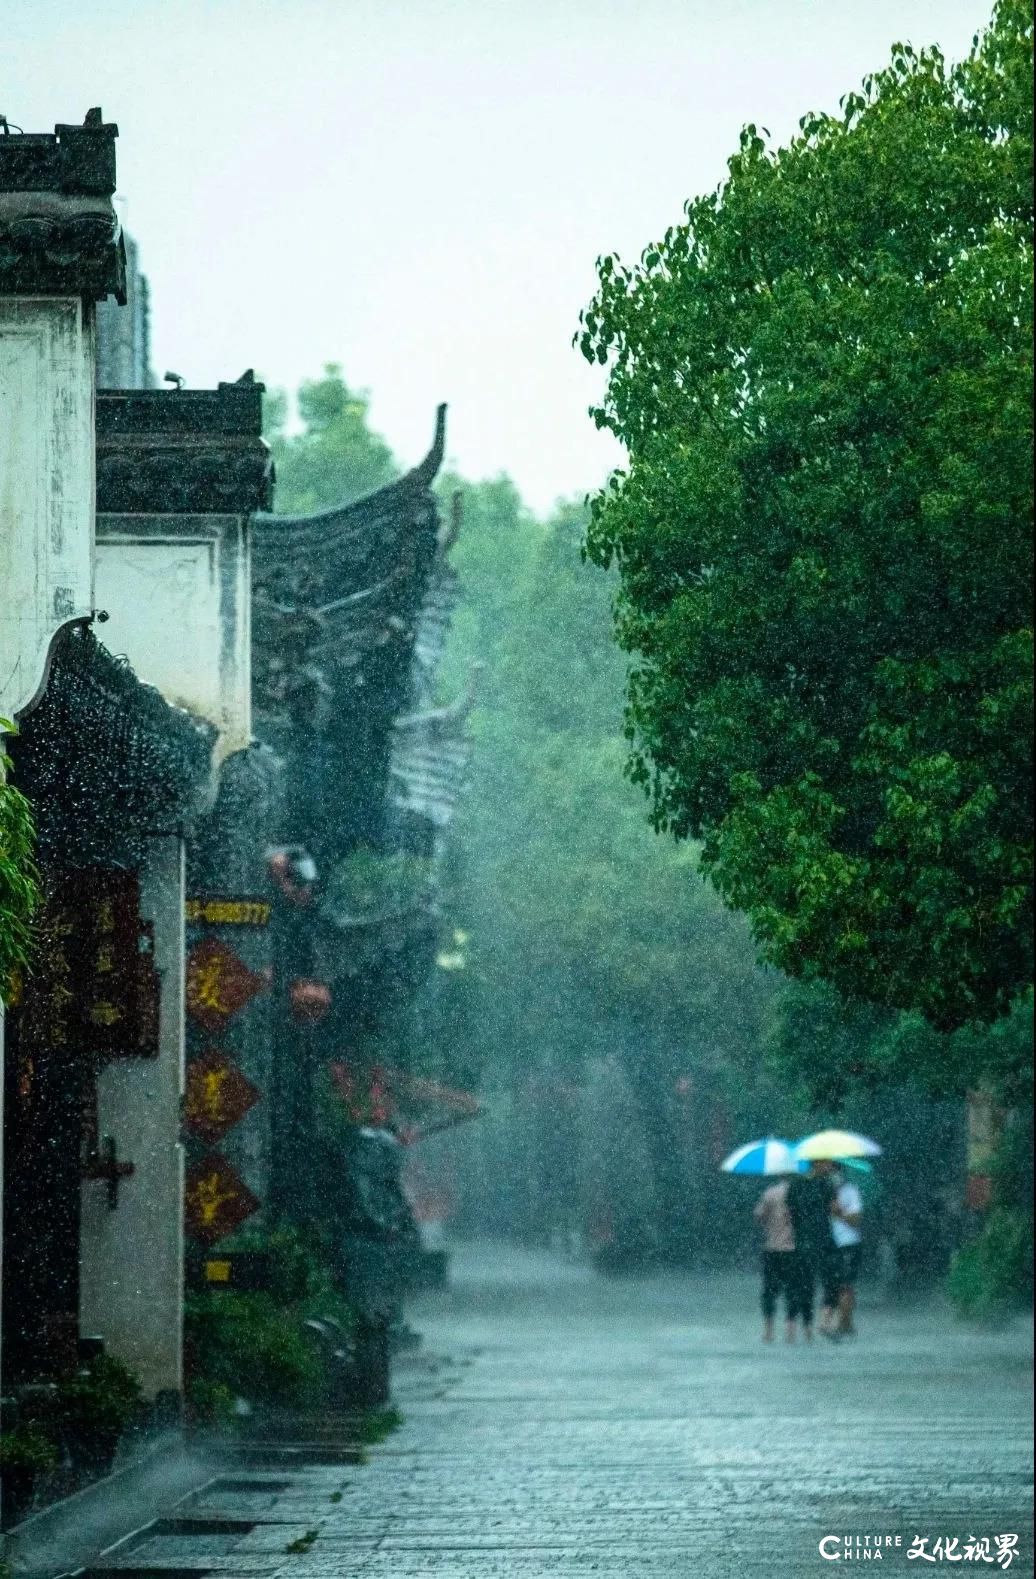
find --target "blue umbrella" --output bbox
[720,1137,808,1176]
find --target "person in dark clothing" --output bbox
[785,1160,837,1342]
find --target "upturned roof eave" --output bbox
[253,404,446,546]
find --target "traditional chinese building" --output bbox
[385,493,477,1077]
[250,409,450,1227]
[0,107,124,730]
[1,107,127,1392]
[1,105,273,1406]
[91,375,273,1347]
[2,627,211,1394]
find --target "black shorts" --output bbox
[825,1243,862,1297]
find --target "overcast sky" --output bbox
[7,0,985,512]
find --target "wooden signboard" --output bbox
[186,896,271,927]
[18,870,160,1059]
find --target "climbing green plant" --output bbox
[0,720,40,1002]
[949,1112,1035,1319]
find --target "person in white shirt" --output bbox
[826,1173,863,1337]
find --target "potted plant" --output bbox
[56,1354,142,1479]
[0,1423,58,1527]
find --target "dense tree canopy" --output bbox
[770,981,1033,1111]
[579,0,1034,1034]
[442,481,783,1096]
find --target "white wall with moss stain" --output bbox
[95,514,251,765]
[0,297,95,723]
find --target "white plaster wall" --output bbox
[0,297,95,721]
[94,517,251,764]
[2,293,96,1408]
[79,836,186,1399]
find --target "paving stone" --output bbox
[90,1245,1034,1578]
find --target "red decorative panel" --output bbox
[184,1049,261,1145]
[185,1151,260,1246]
[186,938,266,1034]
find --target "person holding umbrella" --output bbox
[785,1158,837,1341]
[754,1171,801,1343]
[794,1131,881,1340]
[827,1166,866,1337]
[721,1139,810,1343]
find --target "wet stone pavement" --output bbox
[80,1243,1033,1578]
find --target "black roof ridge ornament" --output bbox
[0,106,125,300]
[255,403,447,534]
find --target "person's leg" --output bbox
[819,1250,840,1336]
[838,1247,861,1334]
[794,1253,815,1341]
[774,1252,796,1341]
[761,1252,779,1341]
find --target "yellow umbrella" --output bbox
[796,1128,881,1161]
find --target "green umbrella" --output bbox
[839,1156,880,1205]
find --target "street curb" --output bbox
[6,1434,219,1579]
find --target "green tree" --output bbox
[579,0,1033,1036]
[266,364,398,512]
[444,484,791,1254]
[769,980,1033,1111]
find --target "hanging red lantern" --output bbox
[290,978,331,1022]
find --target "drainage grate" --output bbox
[148,1519,259,1537]
[202,1478,293,1495]
[74,1570,214,1579]
[231,1443,363,1465]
